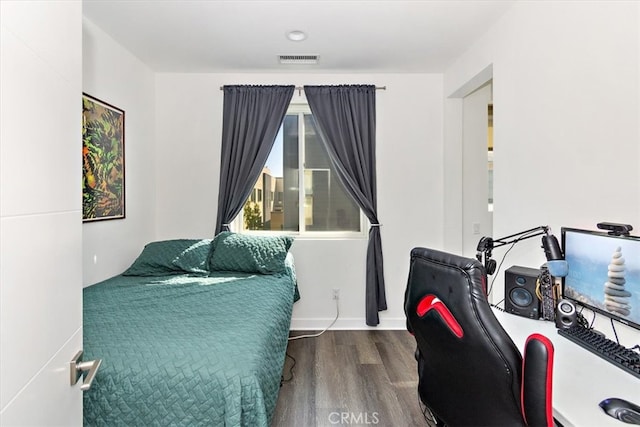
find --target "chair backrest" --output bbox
[404,247,526,426]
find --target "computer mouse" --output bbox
[599,397,640,425]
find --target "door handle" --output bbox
[70,350,102,391]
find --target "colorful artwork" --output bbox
[82,94,125,221]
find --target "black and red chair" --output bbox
[404,247,555,427]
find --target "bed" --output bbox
[83,232,299,426]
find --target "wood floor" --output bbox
[271,330,435,427]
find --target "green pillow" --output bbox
[208,232,293,274]
[172,239,212,274]
[123,239,210,276]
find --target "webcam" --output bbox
[596,222,633,236]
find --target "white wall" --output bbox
[82,18,156,286]
[444,1,640,340]
[155,73,444,328]
[1,1,83,423]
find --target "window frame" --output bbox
[233,102,367,239]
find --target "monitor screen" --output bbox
[561,227,640,331]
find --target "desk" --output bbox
[493,308,640,427]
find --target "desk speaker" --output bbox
[555,299,577,329]
[504,266,541,319]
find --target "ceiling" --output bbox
[83,0,516,73]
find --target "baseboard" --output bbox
[289,317,407,330]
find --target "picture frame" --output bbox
[82,93,125,222]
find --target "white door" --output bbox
[1,1,84,425]
[462,82,493,258]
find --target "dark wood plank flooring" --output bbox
[272,330,435,427]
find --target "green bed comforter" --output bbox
[83,271,295,426]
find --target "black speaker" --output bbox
[555,299,577,329]
[504,266,541,319]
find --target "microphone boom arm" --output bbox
[476,225,551,275]
[489,225,549,249]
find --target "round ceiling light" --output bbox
[286,30,307,42]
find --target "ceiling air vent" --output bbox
[278,54,319,65]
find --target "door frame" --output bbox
[443,64,494,255]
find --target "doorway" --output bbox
[461,81,493,258]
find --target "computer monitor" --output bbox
[561,227,640,331]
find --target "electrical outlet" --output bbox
[332,288,340,300]
[473,222,481,235]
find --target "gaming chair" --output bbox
[404,247,555,427]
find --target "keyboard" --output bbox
[558,325,640,380]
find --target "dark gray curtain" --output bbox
[214,85,294,235]
[304,84,386,326]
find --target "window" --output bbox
[239,104,362,235]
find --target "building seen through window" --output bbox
[242,105,361,233]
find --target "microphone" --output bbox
[542,234,562,260]
[541,232,568,277]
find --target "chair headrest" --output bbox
[416,294,464,338]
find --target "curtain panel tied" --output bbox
[304,84,387,326]
[214,85,295,235]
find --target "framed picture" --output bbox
[82,93,125,222]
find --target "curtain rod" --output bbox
[219,85,386,93]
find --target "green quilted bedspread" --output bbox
[83,271,295,426]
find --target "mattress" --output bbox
[83,270,296,426]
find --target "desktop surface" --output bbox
[493,308,640,427]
